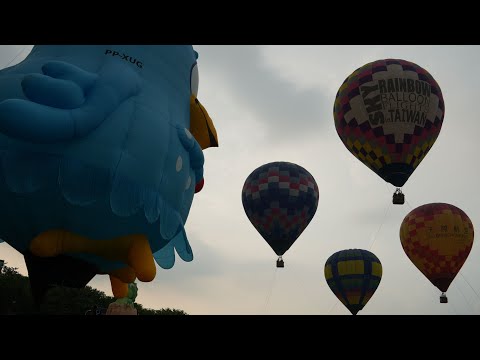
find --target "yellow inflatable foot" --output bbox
[126,235,156,282]
[110,266,136,284]
[30,229,81,257]
[110,275,129,298]
[30,230,156,283]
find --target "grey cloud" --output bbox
[0,45,32,70]
[195,45,330,143]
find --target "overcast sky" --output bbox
[1,45,479,315]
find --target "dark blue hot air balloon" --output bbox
[324,249,382,315]
[241,162,319,267]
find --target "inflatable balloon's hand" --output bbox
[0,60,141,143]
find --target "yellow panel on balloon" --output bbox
[372,262,382,277]
[337,260,364,276]
[324,264,333,280]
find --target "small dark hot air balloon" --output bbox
[325,249,382,315]
[241,162,319,267]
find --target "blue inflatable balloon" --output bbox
[0,45,218,299]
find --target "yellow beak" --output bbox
[190,95,218,150]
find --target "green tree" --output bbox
[0,265,35,314]
[0,263,187,315]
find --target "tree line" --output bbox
[0,263,187,315]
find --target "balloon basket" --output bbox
[392,189,405,205]
[276,257,284,268]
[106,303,138,315]
[440,293,448,304]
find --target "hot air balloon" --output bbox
[241,162,319,267]
[400,203,474,303]
[0,45,218,305]
[324,249,382,315]
[333,59,444,204]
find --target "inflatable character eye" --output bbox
[190,63,199,97]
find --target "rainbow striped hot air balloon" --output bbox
[400,203,474,303]
[325,249,382,315]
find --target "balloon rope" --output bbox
[452,280,475,314]
[1,45,29,69]
[366,182,396,251]
[368,202,390,251]
[327,299,339,315]
[405,199,414,210]
[263,267,278,314]
[459,272,480,305]
[448,301,459,315]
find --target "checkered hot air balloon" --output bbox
[400,203,474,303]
[241,162,319,267]
[334,59,444,203]
[324,249,382,315]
